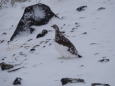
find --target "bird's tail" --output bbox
[78,54,82,58]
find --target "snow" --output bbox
[33,5,45,20]
[0,0,115,86]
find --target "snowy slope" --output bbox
[0,0,115,86]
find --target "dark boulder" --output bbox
[77,5,87,11]
[91,83,110,86]
[98,59,109,62]
[61,78,85,85]
[0,40,4,44]
[97,7,105,11]
[61,78,72,85]
[0,62,14,70]
[30,27,35,34]
[36,29,48,38]
[10,3,59,41]
[13,77,22,85]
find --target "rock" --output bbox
[80,65,84,67]
[27,39,33,42]
[61,78,85,85]
[13,77,22,85]
[43,46,46,48]
[8,66,25,73]
[42,29,48,35]
[98,59,109,62]
[10,3,59,41]
[98,7,105,11]
[61,78,72,85]
[91,83,110,86]
[77,5,87,11]
[33,45,40,48]
[19,52,27,57]
[81,32,87,35]
[94,53,99,55]
[1,57,7,60]
[49,43,52,46]
[75,22,78,25]
[36,29,48,38]
[0,62,14,70]
[30,27,35,34]
[40,41,44,44]
[44,40,49,44]
[2,32,7,35]
[90,43,97,45]
[30,48,36,51]
[0,40,4,44]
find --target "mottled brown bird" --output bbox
[51,24,82,58]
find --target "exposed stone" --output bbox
[91,83,110,86]
[36,29,48,38]
[13,77,22,85]
[98,59,109,62]
[61,78,85,85]
[98,7,105,11]
[77,5,87,11]
[0,62,14,70]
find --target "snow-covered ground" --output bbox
[0,0,115,86]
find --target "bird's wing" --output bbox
[57,33,78,55]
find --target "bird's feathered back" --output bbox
[51,24,78,55]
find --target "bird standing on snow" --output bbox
[51,24,82,59]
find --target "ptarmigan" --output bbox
[51,24,82,59]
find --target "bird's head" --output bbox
[51,24,60,31]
